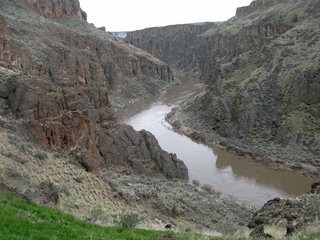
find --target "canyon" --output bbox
[126,0,320,178]
[0,0,186,179]
[0,0,319,238]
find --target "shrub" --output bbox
[292,14,299,23]
[226,145,233,151]
[74,176,84,183]
[201,184,221,196]
[33,150,48,160]
[8,134,20,146]
[90,207,104,222]
[114,212,140,229]
[53,152,62,159]
[58,184,71,196]
[192,179,200,187]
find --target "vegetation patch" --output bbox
[0,194,167,240]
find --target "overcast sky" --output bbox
[79,0,253,32]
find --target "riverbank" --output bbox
[110,77,181,111]
[166,103,320,180]
[115,76,320,237]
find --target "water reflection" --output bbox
[215,148,313,197]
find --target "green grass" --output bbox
[0,194,227,240]
[0,194,165,240]
[1,194,319,240]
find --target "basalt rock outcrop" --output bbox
[127,23,217,73]
[236,0,288,15]
[0,0,188,180]
[97,124,188,180]
[248,182,320,238]
[126,0,320,175]
[0,168,60,206]
[18,0,87,20]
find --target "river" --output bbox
[117,75,315,208]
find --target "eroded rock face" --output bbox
[126,0,320,173]
[236,0,288,16]
[0,15,5,38]
[25,110,97,152]
[0,168,38,200]
[18,0,87,20]
[126,19,291,77]
[98,124,189,180]
[127,23,217,72]
[248,183,320,238]
[0,0,186,180]
[0,168,60,205]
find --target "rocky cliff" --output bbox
[236,0,288,16]
[248,182,320,238]
[0,0,187,179]
[18,0,87,20]
[127,23,217,74]
[126,0,320,177]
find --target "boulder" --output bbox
[39,180,60,205]
[310,181,320,194]
[0,168,39,201]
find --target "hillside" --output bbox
[0,0,188,179]
[126,0,320,177]
[0,0,254,237]
[0,0,320,238]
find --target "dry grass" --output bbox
[201,184,221,197]
[0,124,251,235]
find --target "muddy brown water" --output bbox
[117,76,315,208]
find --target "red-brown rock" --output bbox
[18,0,87,20]
[0,0,187,180]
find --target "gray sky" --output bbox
[79,0,253,32]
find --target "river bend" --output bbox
[117,76,314,208]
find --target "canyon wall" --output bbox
[126,0,320,175]
[236,0,289,15]
[0,0,188,179]
[127,23,217,74]
[18,0,87,20]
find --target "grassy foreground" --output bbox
[0,194,221,240]
[0,194,161,240]
[1,194,319,240]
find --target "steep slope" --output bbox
[248,182,320,238]
[0,0,186,179]
[127,22,217,74]
[126,0,320,177]
[0,127,251,235]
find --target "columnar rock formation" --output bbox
[127,23,217,72]
[0,0,188,179]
